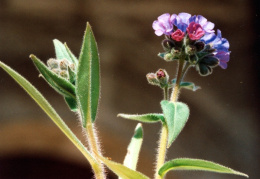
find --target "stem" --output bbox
[86,122,105,179]
[170,58,185,102]
[155,124,168,179]
[163,87,169,100]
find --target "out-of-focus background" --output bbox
[0,0,259,178]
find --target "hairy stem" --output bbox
[86,123,105,179]
[170,58,185,102]
[155,124,168,179]
[163,87,169,100]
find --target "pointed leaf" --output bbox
[160,100,189,148]
[76,22,100,127]
[171,79,200,91]
[30,55,76,99]
[98,155,150,179]
[158,158,248,178]
[0,61,96,166]
[65,97,78,112]
[122,123,143,171]
[53,39,73,63]
[117,113,165,123]
[64,42,78,66]
[180,82,201,91]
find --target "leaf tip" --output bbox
[134,123,143,139]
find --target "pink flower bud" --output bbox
[171,29,185,42]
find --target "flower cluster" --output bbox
[153,13,230,76]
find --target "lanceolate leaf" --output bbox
[98,155,150,179]
[117,113,165,123]
[76,22,100,127]
[53,39,73,63]
[30,55,76,99]
[158,158,249,178]
[160,100,189,148]
[122,123,143,171]
[65,97,78,112]
[0,61,96,167]
[64,43,78,66]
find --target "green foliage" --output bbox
[53,39,75,64]
[99,155,150,179]
[117,113,165,123]
[30,55,76,99]
[171,79,200,91]
[0,61,96,166]
[76,22,100,127]
[158,158,249,178]
[160,100,189,148]
[122,123,143,171]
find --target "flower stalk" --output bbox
[155,124,168,179]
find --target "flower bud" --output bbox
[194,41,205,52]
[51,68,60,75]
[164,53,174,61]
[47,58,59,69]
[59,59,69,70]
[146,73,159,86]
[156,69,169,88]
[170,47,181,58]
[60,70,69,79]
[185,45,196,55]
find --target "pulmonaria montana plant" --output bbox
[0,14,248,179]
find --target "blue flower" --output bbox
[200,30,230,69]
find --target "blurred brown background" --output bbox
[0,0,259,179]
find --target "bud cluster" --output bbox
[47,58,76,83]
[146,69,169,88]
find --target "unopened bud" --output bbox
[164,53,173,61]
[47,58,59,69]
[185,45,196,55]
[156,69,169,88]
[146,73,159,86]
[51,68,60,75]
[194,41,205,52]
[59,59,69,70]
[60,70,68,79]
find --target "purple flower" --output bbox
[152,13,174,36]
[172,12,191,32]
[171,29,185,41]
[189,15,215,33]
[200,30,230,69]
[186,22,205,40]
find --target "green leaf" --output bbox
[160,100,189,148]
[180,82,201,91]
[158,158,249,178]
[76,22,100,127]
[64,42,78,66]
[0,61,96,167]
[171,79,200,91]
[98,155,150,179]
[117,113,165,123]
[122,123,143,171]
[30,55,76,99]
[64,97,78,112]
[53,39,73,63]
